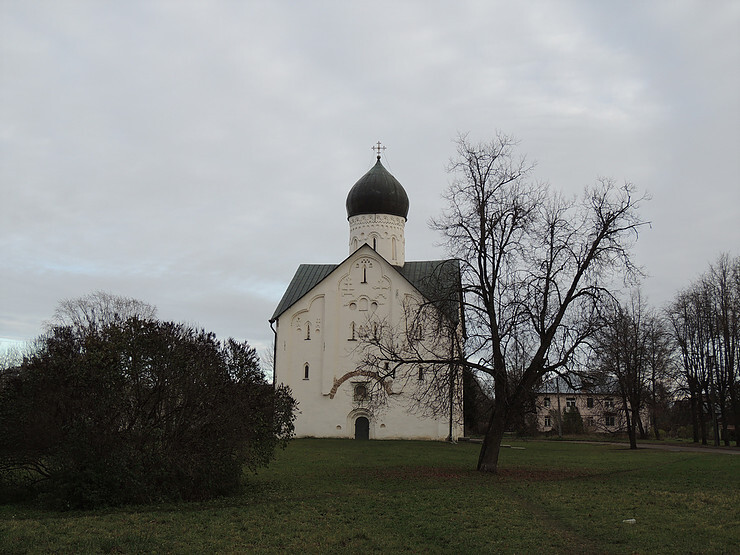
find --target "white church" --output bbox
[270,147,464,440]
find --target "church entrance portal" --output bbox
[354,417,369,440]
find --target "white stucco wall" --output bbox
[348,214,406,266]
[274,246,462,440]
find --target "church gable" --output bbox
[272,247,461,328]
[272,245,396,325]
[339,254,392,309]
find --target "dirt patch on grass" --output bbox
[367,466,593,482]
[494,467,594,481]
[368,467,473,481]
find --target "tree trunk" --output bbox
[732,389,740,447]
[651,374,661,440]
[697,388,708,445]
[627,421,637,449]
[622,394,637,449]
[636,411,647,439]
[477,403,507,473]
[711,403,720,447]
[689,387,700,443]
[718,399,730,446]
[556,379,563,438]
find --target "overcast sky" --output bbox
[2,1,739,359]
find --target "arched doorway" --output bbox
[355,416,369,440]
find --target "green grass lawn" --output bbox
[1,439,738,553]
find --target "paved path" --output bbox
[560,440,740,455]
[464,437,739,455]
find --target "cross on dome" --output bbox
[372,141,386,160]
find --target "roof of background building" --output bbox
[538,376,617,395]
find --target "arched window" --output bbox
[361,266,367,283]
[392,237,397,260]
[305,323,311,340]
[304,363,310,380]
[353,237,358,251]
[354,383,367,401]
[372,236,377,250]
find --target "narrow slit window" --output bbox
[304,363,310,380]
[305,323,311,340]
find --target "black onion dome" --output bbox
[346,158,409,220]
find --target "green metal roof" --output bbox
[270,264,337,322]
[399,259,462,323]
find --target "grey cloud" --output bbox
[2,1,738,352]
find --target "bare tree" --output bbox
[644,313,675,439]
[359,133,647,472]
[669,254,739,446]
[708,254,740,446]
[261,339,276,384]
[48,290,157,334]
[592,291,665,449]
[669,287,708,443]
